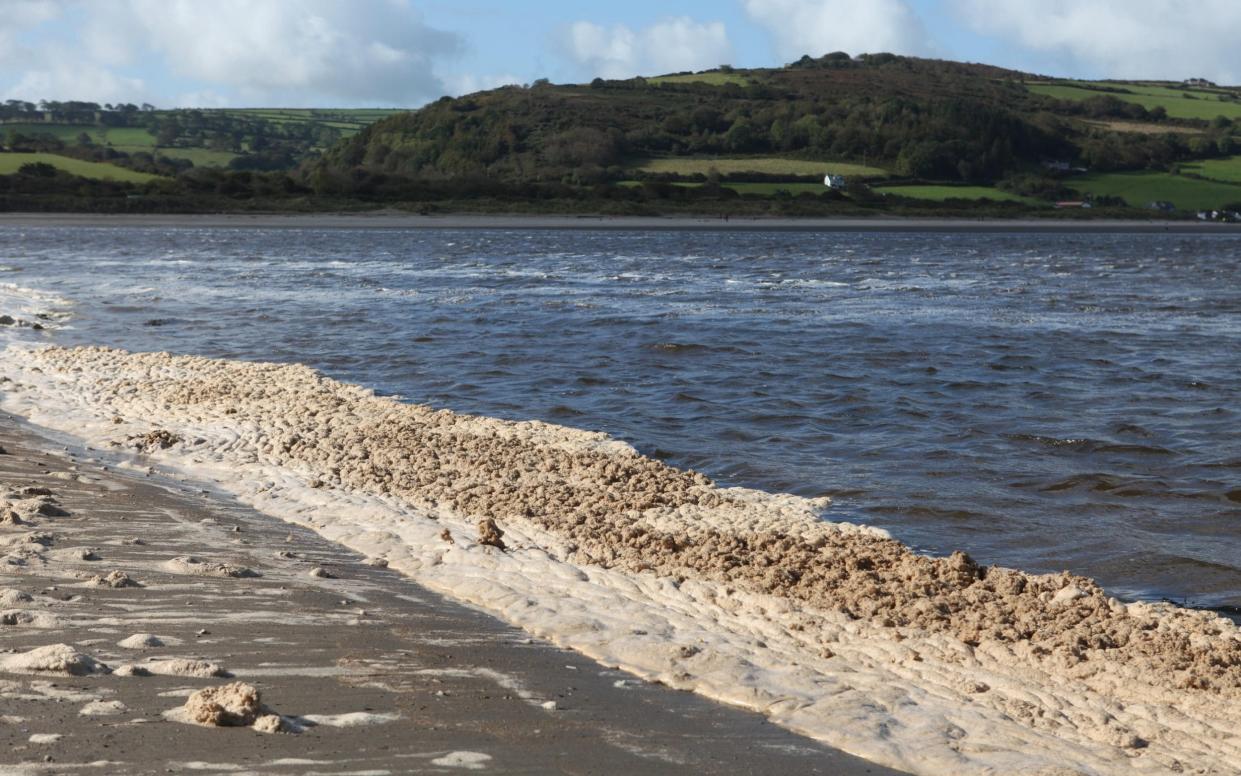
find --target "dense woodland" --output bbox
[317,54,1235,184]
[5,54,1241,216]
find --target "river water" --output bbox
[2,226,1238,611]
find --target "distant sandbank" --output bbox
[3,211,1241,233]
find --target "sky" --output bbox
[2,0,1239,108]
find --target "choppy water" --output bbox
[2,226,1239,611]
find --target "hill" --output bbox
[7,54,1241,216]
[0,101,403,176]
[312,54,1241,214]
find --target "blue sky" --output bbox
[2,1,1238,108]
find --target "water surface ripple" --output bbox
[3,226,1239,610]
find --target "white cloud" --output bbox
[563,17,734,80]
[3,0,60,27]
[742,0,929,60]
[0,0,58,69]
[123,0,462,105]
[172,89,232,109]
[951,0,1241,82]
[0,3,150,103]
[444,72,524,96]
[1,0,464,107]
[8,56,147,105]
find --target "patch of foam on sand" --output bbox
[431,751,493,770]
[138,658,228,678]
[3,344,1241,774]
[0,643,109,676]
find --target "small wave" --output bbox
[1006,434,1175,457]
[869,505,991,521]
[1093,442,1176,456]
[672,392,708,403]
[0,282,74,310]
[645,342,708,353]
[1006,433,1097,450]
[1037,473,1127,493]
[545,404,585,418]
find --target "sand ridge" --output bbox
[3,344,1241,774]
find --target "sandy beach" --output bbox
[0,343,1236,775]
[4,211,1241,233]
[0,413,903,775]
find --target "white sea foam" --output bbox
[0,282,74,322]
[1,342,1239,775]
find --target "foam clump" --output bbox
[0,643,109,676]
[80,699,127,716]
[1,532,52,548]
[0,609,60,627]
[252,713,286,734]
[8,498,69,519]
[85,570,141,588]
[116,633,165,649]
[143,658,228,678]
[162,556,257,578]
[477,518,505,550]
[125,429,181,451]
[0,589,33,606]
[183,682,261,726]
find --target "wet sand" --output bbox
[3,211,1241,233]
[0,415,904,775]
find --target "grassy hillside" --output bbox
[0,152,160,183]
[9,55,1241,216]
[1180,154,1241,183]
[647,72,751,87]
[875,184,1032,203]
[638,157,887,178]
[311,54,1241,212]
[1069,171,1241,210]
[0,106,403,177]
[1028,81,1241,121]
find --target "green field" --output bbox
[1028,81,1241,120]
[725,182,833,195]
[649,72,750,86]
[1068,171,1241,209]
[875,185,1033,203]
[621,180,866,196]
[619,180,831,195]
[1180,155,1241,183]
[142,147,240,166]
[638,157,887,178]
[2,122,112,144]
[1,107,403,169]
[0,152,160,182]
[0,123,238,165]
[211,108,402,134]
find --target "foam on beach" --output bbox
[1,343,1240,774]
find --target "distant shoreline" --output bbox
[4,211,1241,233]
